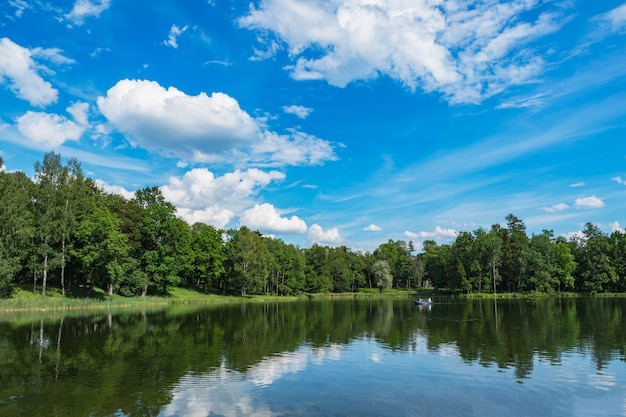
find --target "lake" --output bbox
[0,297,625,416]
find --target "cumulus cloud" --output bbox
[161,167,285,228]
[250,130,338,166]
[612,176,625,185]
[97,79,260,160]
[164,24,190,48]
[65,0,111,25]
[609,221,624,233]
[67,101,90,126]
[562,230,586,242]
[363,224,381,232]
[308,223,341,244]
[405,226,458,240]
[240,203,308,234]
[16,111,84,148]
[574,195,605,209]
[283,104,313,119]
[541,202,569,213]
[0,38,65,106]
[94,179,135,200]
[239,0,565,104]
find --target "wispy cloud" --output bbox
[595,3,626,34]
[405,226,457,240]
[163,24,190,49]
[541,203,570,213]
[240,0,567,104]
[65,0,111,26]
[283,104,313,119]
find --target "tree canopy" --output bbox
[1,152,625,298]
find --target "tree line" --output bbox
[1,152,625,298]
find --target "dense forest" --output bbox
[1,152,625,298]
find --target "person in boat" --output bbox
[428,297,432,303]
[418,297,424,302]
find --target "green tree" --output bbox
[609,230,626,291]
[371,259,392,292]
[449,231,474,292]
[422,240,450,289]
[33,152,67,296]
[304,244,333,293]
[552,240,576,292]
[72,203,130,296]
[574,223,617,293]
[134,186,183,295]
[265,238,306,295]
[0,167,35,296]
[527,231,557,293]
[227,227,271,296]
[501,214,529,292]
[189,223,226,293]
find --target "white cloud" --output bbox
[609,221,624,233]
[250,130,338,166]
[562,230,585,242]
[240,203,308,234]
[283,104,313,119]
[570,182,585,187]
[65,0,111,26]
[16,111,83,148]
[8,0,32,18]
[97,79,260,161]
[405,226,458,240]
[363,224,381,232]
[612,176,625,185]
[541,202,569,213]
[164,24,190,48]
[308,223,341,244]
[239,0,565,104]
[94,179,135,200]
[177,206,234,229]
[67,101,90,126]
[597,3,626,33]
[0,38,61,106]
[574,195,605,209]
[161,167,285,228]
[31,47,75,66]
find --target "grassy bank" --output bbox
[0,286,419,313]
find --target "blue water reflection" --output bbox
[2,298,626,417]
[159,334,626,417]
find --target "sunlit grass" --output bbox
[0,285,418,313]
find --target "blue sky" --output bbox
[1,0,626,251]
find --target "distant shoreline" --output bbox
[2,287,623,314]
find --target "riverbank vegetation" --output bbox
[2,152,626,302]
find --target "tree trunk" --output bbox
[42,254,48,297]
[61,238,66,296]
[61,198,68,297]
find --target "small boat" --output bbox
[413,299,434,306]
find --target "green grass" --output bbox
[0,285,419,313]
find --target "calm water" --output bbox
[1,297,625,417]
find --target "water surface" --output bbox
[0,297,624,416]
